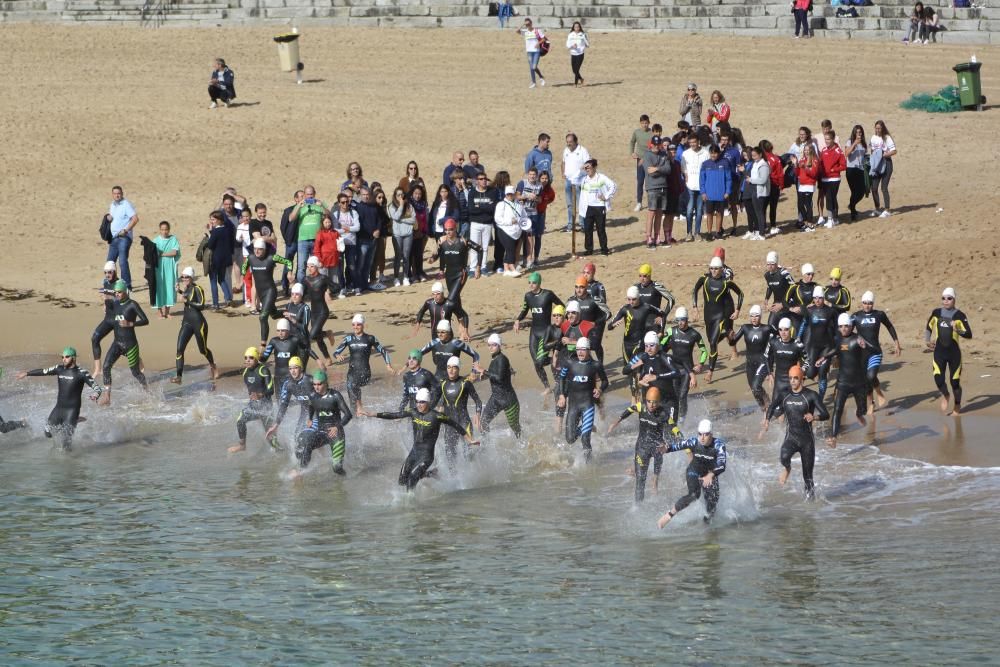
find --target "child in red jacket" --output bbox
[313,216,341,287]
[819,131,847,227]
[795,144,821,230]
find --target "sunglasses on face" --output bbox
[245,356,256,360]
[943,296,954,301]
[862,301,873,305]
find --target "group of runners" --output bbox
[6,234,973,528]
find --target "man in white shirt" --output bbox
[107,185,139,290]
[680,136,710,242]
[578,159,617,256]
[561,132,590,233]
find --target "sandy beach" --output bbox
[0,24,997,463]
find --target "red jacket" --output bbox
[536,185,556,214]
[707,103,731,125]
[795,160,820,187]
[765,152,784,190]
[819,145,847,180]
[314,228,340,268]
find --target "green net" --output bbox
[900,85,962,113]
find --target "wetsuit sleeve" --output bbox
[516,295,529,322]
[84,370,103,396]
[955,311,972,339]
[553,293,565,308]
[557,364,570,397]
[305,344,320,361]
[784,284,798,307]
[131,302,149,328]
[399,379,410,411]
[468,381,483,414]
[764,279,775,303]
[597,361,610,392]
[695,332,709,364]
[274,254,293,269]
[260,341,274,362]
[260,366,275,396]
[429,378,442,409]
[337,393,354,427]
[374,410,410,420]
[667,437,696,454]
[596,301,612,325]
[731,325,746,344]
[619,404,638,422]
[308,401,318,429]
[609,305,628,328]
[691,277,706,308]
[811,392,830,422]
[838,287,852,311]
[333,337,350,356]
[731,282,744,311]
[415,300,430,325]
[275,379,291,423]
[924,310,936,342]
[488,355,511,383]
[713,441,728,475]
[190,285,207,310]
[765,340,775,373]
[765,391,783,420]
[26,366,59,377]
[880,311,899,343]
[660,328,673,347]
[373,338,391,364]
[460,341,480,363]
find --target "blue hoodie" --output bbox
[699,158,732,202]
[524,145,553,177]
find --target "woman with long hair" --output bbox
[429,183,458,246]
[870,120,896,218]
[370,187,392,287]
[409,184,430,281]
[566,21,589,87]
[795,144,820,231]
[398,161,425,195]
[706,90,731,134]
[153,220,181,318]
[845,124,869,221]
[518,17,546,88]
[341,162,368,200]
[389,187,415,286]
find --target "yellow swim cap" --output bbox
[638,263,652,276]
[288,356,304,369]
[830,267,843,280]
[244,347,260,359]
[552,305,566,316]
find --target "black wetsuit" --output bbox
[274,373,312,433]
[925,307,972,406]
[439,377,483,468]
[103,296,149,388]
[609,302,664,383]
[617,402,680,502]
[660,325,707,421]
[782,279,816,334]
[91,276,117,362]
[631,350,681,418]
[244,252,293,342]
[175,282,215,380]
[766,335,805,397]
[799,303,838,400]
[565,293,611,363]
[558,355,609,458]
[664,436,728,521]
[438,237,478,325]
[516,288,564,387]
[420,336,479,381]
[767,387,829,497]
[374,407,467,490]
[302,272,338,358]
[853,308,899,396]
[261,335,318,390]
[415,297,461,342]
[25,364,102,450]
[296,388,353,470]
[282,300,313,354]
[763,266,794,329]
[334,333,391,404]
[828,333,869,438]
[0,415,27,434]
[480,351,521,438]
[399,367,441,411]
[692,274,744,371]
[731,322,774,409]
[633,280,676,333]
[824,284,852,314]
[237,362,278,449]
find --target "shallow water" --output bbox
[1,368,998,664]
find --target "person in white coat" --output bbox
[746,146,771,241]
[566,22,589,86]
[577,159,617,256]
[494,186,525,277]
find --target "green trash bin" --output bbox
[952,61,984,111]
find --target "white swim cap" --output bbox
[253,238,267,250]
[566,300,581,313]
[801,263,815,275]
[181,266,195,278]
[749,304,762,317]
[103,261,117,272]
[778,317,792,330]
[436,320,452,332]
[415,388,431,403]
[942,287,956,300]
[812,285,825,299]
[291,283,304,295]
[626,286,640,299]
[861,290,875,304]
[576,337,591,350]
[276,318,290,331]
[675,307,688,320]
[487,333,502,346]
[306,256,321,268]
[766,251,778,264]
[447,356,461,368]
[352,313,365,325]
[644,331,660,346]
[709,257,723,269]
[698,419,712,434]
[432,281,444,294]
[838,313,853,327]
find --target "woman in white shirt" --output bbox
[566,22,589,87]
[747,146,771,241]
[494,186,524,277]
[844,124,868,222]
[578,159,617,256]
[870,119,897,218]
[518,18,546,89]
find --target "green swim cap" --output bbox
[62,346,77,357]
[528,271,542,284]
[408,349,423,361]
[113,279,128,292]
[312,370,328,383]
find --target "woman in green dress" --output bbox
[154,220,181,318]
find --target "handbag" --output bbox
[99,214,113,243]
[537,30,551,56]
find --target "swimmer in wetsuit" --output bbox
[301,257,339,363]
[729,304,774,411]
[228,347,281,454]
[608,285,664,401]
[660,307,708,422]
[762,251,794,330]
[271,356,313,435]
[242,238,293,347]
[414,282,465,343]
[826,313,870,448]
[781,262,817,334]
[824,267,852,315]
[260,318,320,391]
[557,336,609,462]
[434,218,478,335]
[852,290,901,410]
[925,287,972,415]
[399,349,441,411]
[282,283,315,361]
[99,279,148,406]
[513,272,564,391]
[691,255,743,382]
[607,386,682,502]
[438,356,483,470]
[172,266,218,385]
[268,370,353,476]
[362,387,478,491]
[420,320,481,381]
[798,285,838,401]
[761,365,830,499]
[765,317,805,400]
[16,347,102,450]
[631,331,681,425]
[634,263,677,334]
[91,261,119,378]
[657,419,728,528]
[332,313,395,414]
[478,334,523,439]
[566,275,611,363]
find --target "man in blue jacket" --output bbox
[699,145,732,242]
[208,58,236,109]
[524,133,553,178]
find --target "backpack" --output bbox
[536,30,551,56]
[99,214,113,243]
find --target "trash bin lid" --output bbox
[953,62,983,73]
[274,33,301,43]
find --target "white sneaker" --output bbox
[754,232,765,240]
[741,231,752,240]
[403,278,410,286]
[817,216,826,226]
[825,219,837,228]
[539,78,546,86]
[803,226,816,233]
[879,210,891,218]
[871,210,880,218]
[528,83,536,89]
[634,203,642,212]
[769,227,779,236]
[393,279,401,287]
[209,102,217,109]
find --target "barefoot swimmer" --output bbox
[16,347,102,451]
[657,419,727,529]
[229,347,280,454]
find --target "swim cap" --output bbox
[288,356,303,369]
[552,305,566,316]
[103,261,117,272]
[698,419,712,435]
[528,272,542,284]
[566,301,581,313]
[244,347,260,359]
[801,263,815,275]
[788,365,804,380]
[645,386,661,401]
[766,251,778,264]
[113,279,128,292]
[408,349,423,361]
[583,262,596,274]
[838,313,853,327]
[181,266,195,278]
[62,346,77,357]
[626,286,640,299]
[447,356,461,368]
[352,313,365,325]
[675,307,688,320]
[431,281,444,294]
[443,218,457,230]
[291,283,304,295]
[638,263,652,276]
[306,256,321,268]
[253,238,266,249]
[713,247,726,260]
[276,318,290,331]
[778,318,792,330]
[644,331,660,346]
[709,257,723,269]
[576,337,591,350]
[415,388,431,403]
[812,285,825,299]
[487,333,502,346]
[861,290,875,304]
[830,267,843,280]
[436,320,451,332]
[312,370,328,383]
[749,304,762,317]
[575,275,588,288]
[942,287,956,300]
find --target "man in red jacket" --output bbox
[819,131,847,228]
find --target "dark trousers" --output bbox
[583,207,608,254]
[208,85,233,103]
[824,180,841,220]
[570,53,585,84]
[793,8,810,36]
[797,190,814,225]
